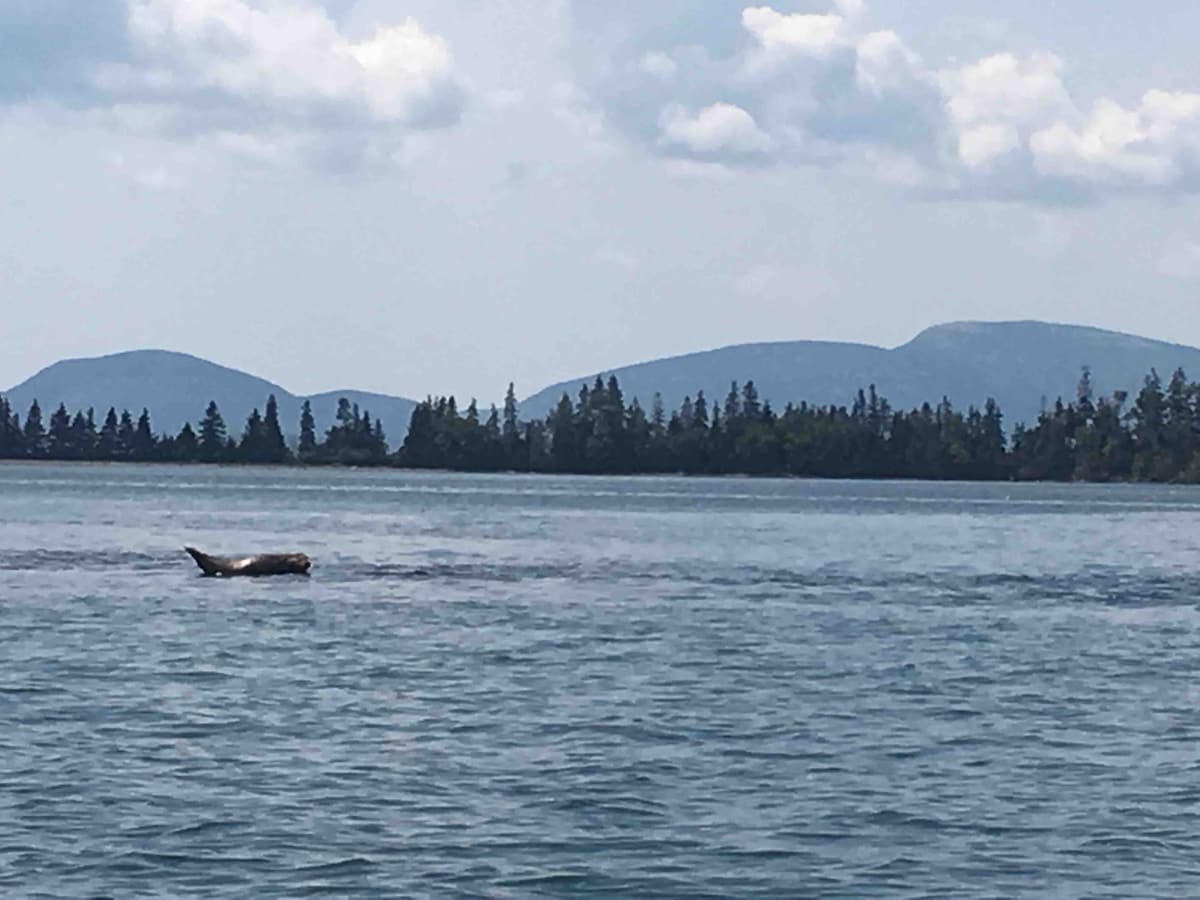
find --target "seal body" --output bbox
[184,547,311,577]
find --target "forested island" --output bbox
[0,367,1197,482]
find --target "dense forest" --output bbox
[1,367,1199,482]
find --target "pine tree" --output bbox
[199,401,227,462]
[263,394,289,463]
[679,395,694,429]
[1130,370,1167,480]
[175,422,199,461]
[503,383,519,441]
[550,393,576,470]
[693,391,709,430]
[132,409,156,460]
[625,398,650,471]
[1164,367,1192,472]
[298,400,317,458]
[373,417,387,456]
[400,401,437,468]
[48,403,72,458]
[98,408,120,459]
[76,409,98,460]
[724,381,741,422]
[117,411,135,458]
[651,393,665,435]
[241,408,265,462]
[0,397,19,458]
[742,381,762,420]
[23,400,46,457]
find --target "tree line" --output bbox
[0,395,386,466]
[1,367,1199,481]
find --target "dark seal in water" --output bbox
[184,547,311,577]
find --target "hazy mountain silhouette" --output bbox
[520,321,1200,427]
[4,350,417,444]
[11,322,1200,446]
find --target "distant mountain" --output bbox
[520,321,1200,427]
[3,350,417,444]
[14,322,1200,447]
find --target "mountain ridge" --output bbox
[3,349,417,442]
[9,321,1200,443]
[519,320,1200,427]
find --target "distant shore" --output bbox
[4,366,1199,483]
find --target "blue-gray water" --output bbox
[4,463,1200,897]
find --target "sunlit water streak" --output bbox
[3,463,1200,897]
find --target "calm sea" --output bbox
[3,463,1200,897]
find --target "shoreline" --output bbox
[1,457,1194,487]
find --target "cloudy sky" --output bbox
[5,0,1200,401]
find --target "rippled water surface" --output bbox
[4,463,1200,897]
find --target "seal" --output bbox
[184,546,311,577]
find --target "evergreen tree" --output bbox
[503,384,519,440]
[98,408,121,459]
[0,396,16,457]
[298,400,317,458]
[319,396,388,464]
[1130,370,1167,480]
[21,361,1200,483]
[117,411,136,458]
[48,403,73,458]
[24,400,46,457]
[199,401,227,462]
[1163,368,1193,473]
[625,398,650,471]
[693,391,709,430]
[400,401,437,468]
[74,410,97,460]
[132,409,156,460]
[241,408,266,462]
[724,381,741,423]
[742,381,762,420]
[175,422,199,461]
[549,393,576,471]
[651,393,666,435]
[263,394,289,463]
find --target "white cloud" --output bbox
[120,0,459,121]
[6,0,464,172]
[640,52,678,81]
[1031,90,1200,186]
[551,80,608,142]
[574,3,944,177]
[957,122,1020,169]
[570,1,1200,200]
[22,0,1194,195]
[939,53,1070,130]
[742,5,850,59]
[855,30,922,96]
[660,102,771,156]
[937,52,1072,170]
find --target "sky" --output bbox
[5,1,1200,402]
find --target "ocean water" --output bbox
[3,463,1200,897]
